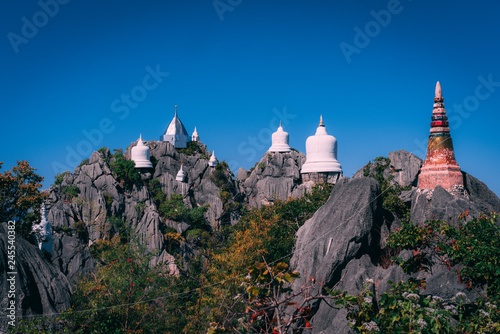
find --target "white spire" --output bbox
[208,150,217,167]
[32,203,53,254]
[301,116,342,174]
[268,121,291,153]
[192,126,200,142]
[176,164,185,182]
[131,134,153,168]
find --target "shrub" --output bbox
[54,171,68,186]
[78,158,89,167]
[62,185,80,199]
[109,154,140,188]
[73,221,87,239]
[177,141,204,155]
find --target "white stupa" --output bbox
[208,151,217,167]
[301,116,342,183]
[268,121,291,153]
[176,165,185,182]
[160,105,189,148]
[32,203,53,254]
[131,134,153,168]
[191,127,200,142]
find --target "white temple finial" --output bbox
[435,81,442,99]
[175,105,178,117]
[319,115,325,127]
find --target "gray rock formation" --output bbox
[353,150,423,187]
[238,151,307,207]
[410,172,500,224]
[46,140,241,282]
[289,149,500,333]
[0,223,72,332]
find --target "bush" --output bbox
[54,171,68,186]
[78,158,89,167]
[62,185,80,199]
[177,141,204,155]
[109,154,140,188]
[73,221,87,239]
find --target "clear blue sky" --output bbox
[1,0,500,197]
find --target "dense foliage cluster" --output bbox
[0,161,47,237]
[332,213,500,333]
[363,157,411,223]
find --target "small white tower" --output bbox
[32,203,53,254]
[268,121,291,153]
[191,127,200,142]
[208,151,217,167]
[131,134,153,169]
[176,165,185,182]
[301,116,342,184]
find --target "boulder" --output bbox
[0,223,72,332]
[239,151,306,208]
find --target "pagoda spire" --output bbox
[418,82,464,195]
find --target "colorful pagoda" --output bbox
[418,82,464,194]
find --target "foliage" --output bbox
[164,226,185,252]
[54,171,69,186]
[134,202,146,220]
[103,192,113,214]
[0,161,47,238]
[363,157,411,223]
[177,141,205,155]
[62,185,80,199]
[59,235,193,333]
[332,212,500,333]
[240,261,321,333]
[73,221,87,239]
[109,154,140,188]
[98,147,108,154]
[388,212,500,297]
[205,183,334,329]
[78,158,89,167]
[258,162,265,170]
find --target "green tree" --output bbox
[0,161,47,237]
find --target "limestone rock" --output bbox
[51,232,96,283]
[239,151,306,208]
[290,178,383,291]
[0,223,72,332]
[388,149,423,187]
[410,172,500,224]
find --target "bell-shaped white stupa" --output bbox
[32,203,53,254]
[176,165,185,182]
[131,134,153,168]
[301,116,342,183]
[191,127,200,142]
[268,121,291,153]
[160,105,189,148]
[208,151,217,167]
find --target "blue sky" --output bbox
[1,0,500,197]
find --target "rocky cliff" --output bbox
[46,140,241,279]
[0,223,72,332]
[237,150,309,208]
[290,150,500,333]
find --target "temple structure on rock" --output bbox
[32,203,53,254]
[268,121,291,153]
[301,116,342,184]
[418,82,464,194]
[131,134,153,169]
[208,151,217,167]
[160,106,190,148]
